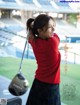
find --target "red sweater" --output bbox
[29,33,61,84]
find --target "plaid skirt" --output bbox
[26,78,61,105]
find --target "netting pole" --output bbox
[64,36,68,74]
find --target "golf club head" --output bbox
[8,73,29,96]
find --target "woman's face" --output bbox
[38,19,55,39]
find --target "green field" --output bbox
[0,57,80,105]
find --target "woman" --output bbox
[26,14,61,105]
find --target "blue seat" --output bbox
[2,0,16,2]
[55,1,69,7]
[23,0,34,4]
[38,0,51,5]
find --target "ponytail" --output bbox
[26,18,35,41]
[26,18,34,31]
[26,18,38,39]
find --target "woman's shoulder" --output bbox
[49,33,60,42]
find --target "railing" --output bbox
[60,49,80,64]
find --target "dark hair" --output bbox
[26,18,34,30]
[26,14,54,38]
[33,14,55,37]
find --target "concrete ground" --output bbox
[0,75,29,105]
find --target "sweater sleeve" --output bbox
[47,33,60,63]
[49,33,60,51]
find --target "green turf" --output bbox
[61,64,80,80]
[0,57,36,87]
[0,57,80,105]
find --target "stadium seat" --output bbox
[38,0,51,5]
[2,0,16,2]
[23,0,34,4]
